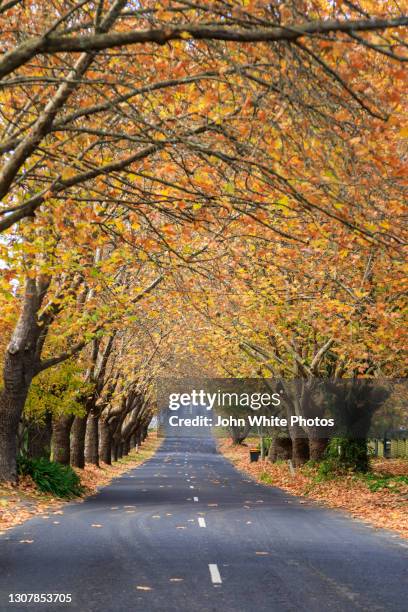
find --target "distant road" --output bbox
[0,434,407,611]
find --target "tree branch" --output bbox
[1,17,407,79]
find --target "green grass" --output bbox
[359,472,408,493]
[259,471,273,484]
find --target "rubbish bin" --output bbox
[249,449,260,462]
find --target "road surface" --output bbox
[0,434,407,611]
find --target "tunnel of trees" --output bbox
[0,0,406,484]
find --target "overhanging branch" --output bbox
[1,17,407,79]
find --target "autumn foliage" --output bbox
[0,0,406,503]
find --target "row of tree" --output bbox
[0,1,407,481]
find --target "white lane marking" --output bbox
[209,564,222,584]
[193,497,198,502]
[198,517,206,528]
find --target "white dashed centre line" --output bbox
[209,564,222,585]
[193,497,198,502]
[198,517,206,528]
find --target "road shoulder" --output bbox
[218,438,408,539]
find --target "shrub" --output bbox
[317,437,369,480]
[18,456,84,498]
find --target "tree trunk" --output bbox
[286,401,309,467]
[0,348,36,481]
[85,411,99,466]
[0,277,49,482]
[0,392,22,482]
[229,423,250,445]
[111,441,119,463]
[117,442,123,459]
[267,437,277,462]
[123,438,130,455]
[27,413,52,459]
[130,434,137,448]
[70,415,87,468]
[308,437,329,462]
[52,414,74,465]
[268,435,292,462]
[99,419,112,465]
[292,437,309,466]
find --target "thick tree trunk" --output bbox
[70,415,87,468]
[117,442,124,459]
[0,348,36,481]
[230,423,250,445]
[52,414,74,465]
[111,441,119,463]
[308,437,329,461]
[268,435,292,462]
[123,438,130,456]
[0,392,21,482]
[85,411,99,466]
[130,434,137,448]
[0,277,49,482]
[27,413,52,459]
[286,401,309,467]
[99,419,112,464]
[292,437,309,466]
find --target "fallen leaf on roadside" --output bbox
[217,440,408,540]
[136,586,152,591]
[91,524,102,528]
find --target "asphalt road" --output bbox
[0,433,407,612]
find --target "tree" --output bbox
[0,0,406,482]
